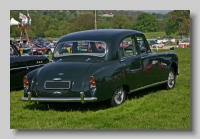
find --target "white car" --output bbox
[152,43,164,48]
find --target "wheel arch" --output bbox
[170,62,178,75]
[122,84,130,94]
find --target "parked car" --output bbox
[152,42,164,48]
[178,38,190,48]
[21,29,179,107]
[31,44,43,55]
[169,46,179,50]
[19,44,31,55]
[10,40,50,90]
[41,42,54,54]
[148,39,157,47]
[46,45,55,54]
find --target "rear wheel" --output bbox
[166,67,176,90]
[110,86,126,107]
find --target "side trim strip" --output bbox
[130,80,168,93]
[10,64,45,71]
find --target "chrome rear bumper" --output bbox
[21,92,97,104]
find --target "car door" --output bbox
[135,34,160,87]
[119,36,143,90]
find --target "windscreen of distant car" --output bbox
[54,40,106,57]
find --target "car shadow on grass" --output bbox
[23,101,110,112]
[23,85,163,112]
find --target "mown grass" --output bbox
[10,48,190,129]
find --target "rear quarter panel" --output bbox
[83,60,126,101]
[157,52,178,81]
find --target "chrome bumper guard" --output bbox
[21,92,97,104]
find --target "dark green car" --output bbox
[21,29,179,107]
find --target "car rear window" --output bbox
[54,40,106,57]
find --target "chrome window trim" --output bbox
[54,40,107,58]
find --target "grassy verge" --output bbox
[10,48,190,129]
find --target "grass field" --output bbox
[144,32,180,39]
[10,48,190,129]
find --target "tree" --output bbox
[97,21,112,29]
[58,21,71,36]
[132,13,158,32]
[71,14,95,32]
[30,14,46,37]
[167,10,190,38]
[111,14,132,29]
[165,19,178,35]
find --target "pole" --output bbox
[94,10,97,29]
[25,27,29,43]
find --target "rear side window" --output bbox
[119,36,138,57]
[54,40,106,57]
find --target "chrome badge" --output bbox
[53,91,61,94]
[57,73,64,75]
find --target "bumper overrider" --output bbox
[21,92,97,104]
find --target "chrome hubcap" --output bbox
[168,71,174,88]
[114,88,124,104]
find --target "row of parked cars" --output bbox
[14,39,58,56]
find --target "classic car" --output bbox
[10,40,49,90]
[152,42,164,49]
[21,29,179,107]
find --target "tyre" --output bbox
[48,50,52,55]
[166,67,176,90]
[110,86,126,107]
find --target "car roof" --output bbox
[58,29,143,42]
[56,29,144,61]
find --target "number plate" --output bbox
[45,81,70,89]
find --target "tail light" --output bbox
[24,76,29,88]
[90,76,96,88]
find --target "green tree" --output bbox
[111,14,132,29]
[165,19,178,35]
[71,14,95,32]
[97,21,112,29]
[58,21,71,36]
[132,13,158,32]
[30,14,46,37]
[167,10,190,38]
